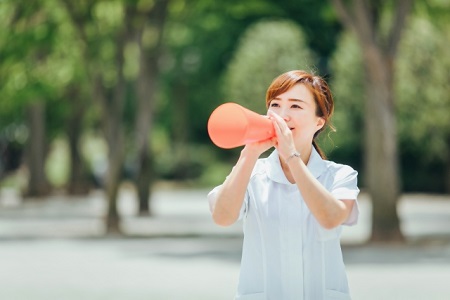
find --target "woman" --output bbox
[208,70,360,300]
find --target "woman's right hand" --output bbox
[242,136,276,158]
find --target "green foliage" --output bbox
[45,138,70,187]
[270,0,342,64]
[1,0,448,193]
[396,16,450,162]
[330,14,450,192]
[395,15,450,192]
[328,31,364,170]
[223,19,317,114]
[0,0,75,143]
[160,0,281,145]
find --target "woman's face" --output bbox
[267,83,325,147]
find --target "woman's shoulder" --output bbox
[323,159,358,178]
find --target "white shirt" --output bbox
[208,148,360,300]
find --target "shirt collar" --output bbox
[266,147,327,184]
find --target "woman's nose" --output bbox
[279,108,290,121]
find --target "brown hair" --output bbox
[265,70,335,159]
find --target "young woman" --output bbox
[208,70,360,300]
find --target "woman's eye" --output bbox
[292,104,302,109]
[270,102,279,107]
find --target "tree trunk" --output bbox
[363,53,403,242]
[134,0,169,215]
[331,0,412,243]
[25,102,50,197]
[103,54,127,233]
[61,0,132,234]
[134,42,154,215]
[173,82,190,179]
[105,132,125,234]
[136,147,153,215]
[445,135,450,194]
[67,89,90,195]
[102,1,150,233]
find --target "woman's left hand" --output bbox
[268,110,298,162]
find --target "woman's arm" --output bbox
[210,139,274,226]
[287,158,354,229]
[268,111,353,229]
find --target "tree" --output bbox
[157,0,280,180]
[61,0,137,233]
[331,13,450,194]
[396,15,450,193]
[46,0,93,195]
[224,19,316,114]
[270,0,343,73]
[132,0,170,215]
[0,0,65,197]
[329,31,364,173]
[61,0,170,231]
[331,0,413,242]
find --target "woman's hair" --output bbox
[265,70,335,159]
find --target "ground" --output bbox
[0,187,449,299]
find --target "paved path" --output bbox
[2,187,450,243]
[0,237,449,300]
[0,237,242,300]
[0,187,449,299]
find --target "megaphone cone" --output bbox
[207,103,275,149]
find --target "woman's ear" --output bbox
[316,117,325,131]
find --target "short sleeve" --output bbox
[207,185,249,220]
[331,165,360,226]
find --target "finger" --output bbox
[268,112,284,131]
[271,116,282,136]
[268,110,282,122]
[268,111,290,133]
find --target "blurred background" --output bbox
[0,0,449,299]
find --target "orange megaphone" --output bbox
[207,102,275,149]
